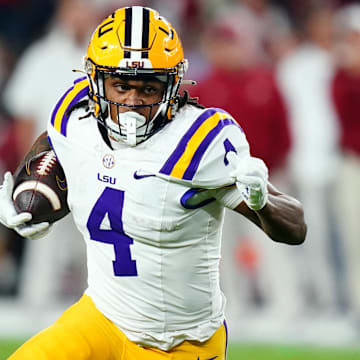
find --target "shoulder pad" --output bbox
[49,77,89,137]
[158,108,247,188]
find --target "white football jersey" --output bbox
[47,77,251,350]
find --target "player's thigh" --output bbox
[8,295,114,360]
[9,295,228,360]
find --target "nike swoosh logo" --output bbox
[133,171,156,180]
[197,357,218,360]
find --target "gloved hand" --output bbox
[228,153,269,211]
[0,171,52,240]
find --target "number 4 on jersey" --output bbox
[87,187,138,276]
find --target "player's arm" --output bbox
[15,131,51,176]
[0,130,52,240]
[234,182,307,245]
[228,153,306,245]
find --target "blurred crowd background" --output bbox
[1,0,360,345]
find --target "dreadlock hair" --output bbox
[178,90,204,110]
[149,90,204,133]
[66,99,92,120]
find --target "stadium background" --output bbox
[1,0,360,358]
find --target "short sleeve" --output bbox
[158,108,251,189]
[47,77,89,138]
[213,186,243,209]
[47,77,89,168]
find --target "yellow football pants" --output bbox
[9,294,228,359]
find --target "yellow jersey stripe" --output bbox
[51,77,89,136]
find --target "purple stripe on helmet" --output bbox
[182,118,236,180]
[159,108,229,175]
[60,86,89,136]
[50,85,74,126]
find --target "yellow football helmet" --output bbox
[84,6,188,144]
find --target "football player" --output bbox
[0,6,307,360]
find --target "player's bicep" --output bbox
[15,131,52,176]
[190,125,251,188]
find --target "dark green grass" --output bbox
[1,339,360,359]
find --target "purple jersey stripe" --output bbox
[50,85,74,126]
[74,76,87,84]
[182,118,237,180]
[159,108,229,175]
[224,320,228,358]
[60,86,89,136]
[180,188,215,209]
[47,135,54,150]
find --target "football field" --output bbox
[1,340,360,360]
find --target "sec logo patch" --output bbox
[102,154,115,169]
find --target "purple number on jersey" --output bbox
[87,187,138,276]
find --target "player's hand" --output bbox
[0,171,51,240]
[228,153,269,211]
[15,221,52,240]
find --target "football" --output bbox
[12,150,70,224]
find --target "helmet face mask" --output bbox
[84,6,187,146]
